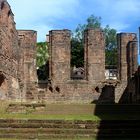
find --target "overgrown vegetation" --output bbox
[71,14,117,67]
[36,42,49,68]
[36,42,49,80]
[36,15,117,80]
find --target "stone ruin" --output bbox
[0,0,37,102]
[0,0,140,104]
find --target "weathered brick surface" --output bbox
[42,29,105,103]
[0,0,20,101]
[0,0,139,104]
[0,1,37,102]
[117,33,137,82]
[84,29,105,83]
[127,41,138,79]
[49,30,71,84]
[115,33,138,103]
[18,30,37,101]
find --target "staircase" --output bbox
[3,104,140,139]
[0,119,140,139]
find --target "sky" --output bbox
[8,0,140,62]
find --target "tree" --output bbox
[71,15,117,67]
[36,42,49,68]
[73,15,102,42]
[71,15,102,67]
[104,25,117,65]
[71,38,84,67]
[36,42,49,80]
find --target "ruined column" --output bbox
[18,30,37,101]
[49,30,71,84]
[0,0,20,101]
[117,33,137,82]
[127,41,138,79]
[84,28,105,84]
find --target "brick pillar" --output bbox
[84,29,105,84]
[117,33,137,82]
[18,30,37,84]
[18,30,37,101]
[49,30,71,84]
[127,41,138,79]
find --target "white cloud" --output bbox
[109,22,130,32]
[94,0,140,31]
[8,0,79,24]
[7,0,140,41]
[8,0,79,41]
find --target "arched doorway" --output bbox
[0,73,8,100]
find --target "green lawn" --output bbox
[0,101,140,121]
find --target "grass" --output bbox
[0,101,140,121]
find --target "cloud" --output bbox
[8,0,79,41]
[9,0,79,24]
[92,0,140,31]
[8,0,140,41]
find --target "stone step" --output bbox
[0,123,140,129]
[0,128,140,134]
[0,119,140,139]
[0,132,140,139]
[0,120,140,128]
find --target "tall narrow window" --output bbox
[70,37,85,80]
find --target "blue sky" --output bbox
[8,0,140,62]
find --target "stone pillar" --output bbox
[84,28,105,84]
[0,0,20,101]
[18,30,37,84]
[117,33,137,82]
[49,30,71,84]
[127,41,138,79]
[18,30,37,101]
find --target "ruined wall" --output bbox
[127,41,138,79]
[117,33,137,82]
[115,33,138,103]
[84,29,105,83]
[18,30,37,101]
[0,0,139,104]
[49,30,71,84]
[37,29,106,103]
[0,0,20,100]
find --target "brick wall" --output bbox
[18,30,37,101]
[0,0,20,101]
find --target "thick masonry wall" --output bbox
[84,29,105,83]
[117,33,137,82]
[49,30,71,84]
[0,0,139,104]
[42,29,105,103]
[18,30,37,101]
[0,0,20,101]
[115,33,138,103]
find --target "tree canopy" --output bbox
[36,42,49,80]
[71,14,117,67]
[36,42,49,68]
[36,14,118,81]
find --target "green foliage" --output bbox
[72,15,117,67]
[74,15,102,42]
[71,38,84,67]
[36,42,49,67]
[71,15,102,67]
[36,42,49,80]
[104,25,117,65]
[86,15,101,29]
